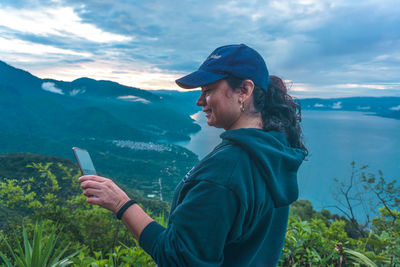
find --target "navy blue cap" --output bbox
[176,44,270,91]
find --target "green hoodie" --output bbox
[139,128,306,266]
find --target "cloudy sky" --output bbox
[0,0,399,98]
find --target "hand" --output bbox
[78,175,131,214]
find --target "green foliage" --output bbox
[1,155,399,266]
[289,200,314,221]
[0,145,197,204]
[290,199,348,224]
[360,168,400,223]
[0,215,169,267]
[0,155,176,267]
[70,243,156,267]
[0,162,81,213]
[342,247,378,267]
[282,162,400,266]
[280,217,340,266]
[332,161,400,238]
[0,62,201,202]
[49,195,135,253]
[0,157,169,255]
[279,216,386,266]
[0,221,77,267]
[361,208,400,265]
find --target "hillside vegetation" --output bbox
[1,60,399,265]
[0,154,398,266]
[0,60,202,202]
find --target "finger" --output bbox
[78,175,109,183]
[83,188,102,197]
[78,175,96,182]
[81,180,104,190]
[86,196,102,206]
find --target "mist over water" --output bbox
[176,110,400,217]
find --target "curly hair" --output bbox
[226,75,308,156]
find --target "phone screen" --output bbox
[72,147,97,175]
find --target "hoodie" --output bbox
[139,128,306,267]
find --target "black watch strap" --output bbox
[116,199,137,220]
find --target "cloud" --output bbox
[29,60,183,90]
[290,83,400,98]
[0,6,132,43]
[0,0,399,97]
[69,89,85,96]
[390,105,400,111]
[333,83,400,90]
[117,95,150,104]
[332,101,342,109]
[0,36,91,57]
[357,106,370,110]
[41,82,64,94]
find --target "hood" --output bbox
[220,128,305,207]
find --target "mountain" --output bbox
[0,60,43,95]
[0,60,200,201]
[0,60,200,142]
[3,60,398,201]
[152,87,400,120]
[151,89,202,115]
[300,97,400,120]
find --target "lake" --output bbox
[176,110,400,218]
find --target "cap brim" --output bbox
[175,70,227,89]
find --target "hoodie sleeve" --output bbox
[139,180,240,267]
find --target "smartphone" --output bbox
[72,147,97,175]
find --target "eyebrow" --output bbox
[201,85,215,91]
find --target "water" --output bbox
[175,111,224,158]
[176,110,400,217]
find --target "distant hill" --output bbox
[2,60,398,202]
[151,89,202,115]
[0,153,170,227]
[152,88,400,120]
[0,60,200,142]
[300,97,400,120]
[0,60,200,201]
[0,132,198,202]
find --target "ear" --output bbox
[238,79,255,102]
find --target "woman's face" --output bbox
[196,79,241,130]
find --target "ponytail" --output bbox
[226,75,308,156]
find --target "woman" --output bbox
[79,44,308,266]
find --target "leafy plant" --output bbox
[0,221,77,267]
[343,247,378,266]
[70,243,156,267]
[279,217,380,266]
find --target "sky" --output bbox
[0,0,399,98]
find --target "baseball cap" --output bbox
[176,44,270,91]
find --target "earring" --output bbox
[240,101,245,112]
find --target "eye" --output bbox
[202,87,214,96]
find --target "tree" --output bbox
[328,161,400,265]
[328,161,379,238]
[361,168,400,226]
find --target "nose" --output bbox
[196,92,206,106]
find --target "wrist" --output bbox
[114,195,131,214]
[116,199,137,220]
